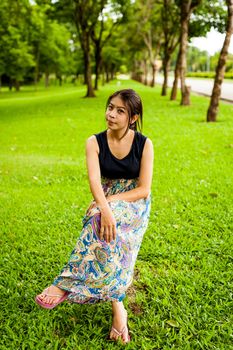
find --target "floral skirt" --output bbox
[53,177,151,304]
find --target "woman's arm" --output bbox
[107,138,154,202]
[86,136,116,242]
[86,136,108,208]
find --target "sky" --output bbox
[191,28,233,56]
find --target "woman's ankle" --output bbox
[111,301,126,314]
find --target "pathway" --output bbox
[156,75,233,103]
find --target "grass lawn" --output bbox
[0,79,232,350]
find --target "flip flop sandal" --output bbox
[110,325,131,344]
[35,288,69,309]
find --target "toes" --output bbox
[122,332,130,343]
[47,297,55,305]
[37,294,45,301]
[109,328,129,343]
[120,328,129,343]
[37,291,60,305]
[109,330,119,341]
[38,295,53,304]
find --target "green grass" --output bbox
[1,80,233,350]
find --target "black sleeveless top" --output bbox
[95,130,147,179]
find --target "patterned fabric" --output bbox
[53,177,151,304]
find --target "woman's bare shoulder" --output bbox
[86,135,99,153]
[144,137,154,150]
[86,135,97,143]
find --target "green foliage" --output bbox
[0,0,231,90]
[39,20,73,75]
[3,26,35,81]
[29,3,78,82]
[187,46,209,72]
[187,46,233,74]
[186,71,233,79]
[0,1,78,87]
[0,0,35,85]
[189,0,227,37]
[0,80,232,349]
[102,31,127,74]
[209,52,233,73]
[134,0,163,57]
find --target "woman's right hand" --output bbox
[99,205,117,243]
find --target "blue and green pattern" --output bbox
[53,178,151,303]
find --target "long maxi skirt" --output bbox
[53,177,151,304]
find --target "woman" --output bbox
[35,89,154,344]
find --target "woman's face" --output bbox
[105,96,129,132]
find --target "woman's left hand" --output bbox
[99,206,117,243]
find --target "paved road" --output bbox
[156,75,233,102]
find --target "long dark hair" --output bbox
[106,89,143,135]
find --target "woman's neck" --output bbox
[107,128,132,141]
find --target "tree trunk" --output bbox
[161,0,179,96]
[179,0,201,105]
[150,63,157,87]
[180,3,190,105]
[34,47,40,88]
[45,72,49,87]
[9,79,13,91]
[106,66,109,83]
[207,0,233,122]
[74,3,95,98]
[94,41,101,90]
[84,53,94,96]
[144,58,148,85]
[183,85,191,105]
[101,64,105,86]
[72,75,77,85]
[170,48,181,100]
[161,54,171,96]
[58,75,62,86]
[14,80,20,91]
[83,32,95,97]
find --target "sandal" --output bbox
[109,310,130,344]
[35,287,69,309]
[110,324,131,344]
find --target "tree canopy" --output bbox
[0,0,232,112]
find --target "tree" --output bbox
[170,0,225,102]
[160,0,180,96]
[0,0,35,91]
[207,0,233,122]
[6,28,35,90]
[170,46,181,100]
[132,0,163,87]
[102,32,126,83]
[51,0,101,96]
[119,3,147,84]
[73,0,108,97]
[49,0,132,94]
[0,0,8,89]
[39,20,73,87]
[187,46,210,72]
[177,0,202,105]
[27,2,76,87]
[90,4,107,90]
[90,0,131,90]
[29,3,47,85]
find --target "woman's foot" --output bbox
[37,285,66,306]
[109,302,130,343]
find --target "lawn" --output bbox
[0,79,232,350]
